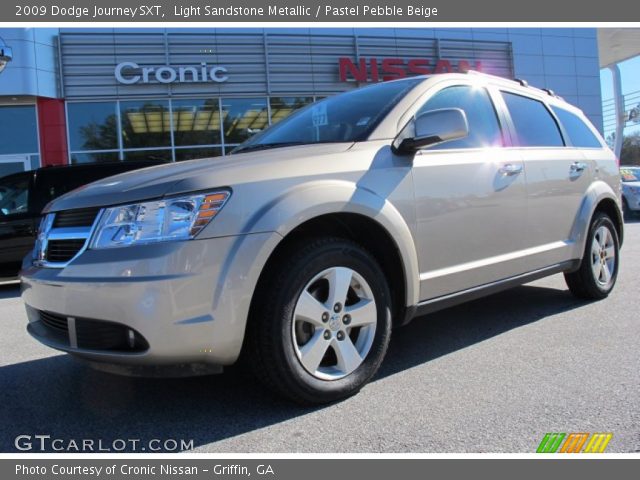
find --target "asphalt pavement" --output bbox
[1,222,639,453]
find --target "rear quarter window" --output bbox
[501,92,564,147]
[551,106,603,148]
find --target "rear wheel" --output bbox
[246,237,392,404]
[564,212,619,299]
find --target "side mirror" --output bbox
[393,108,469,154]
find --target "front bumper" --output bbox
[21,232,279,369]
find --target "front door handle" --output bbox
[499,163,523,176]
[570,161,588,173]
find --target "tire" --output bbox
[246,237,392,404]
[564,212,619,300]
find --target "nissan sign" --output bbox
[339,57,483,82]
[115,62,228,85]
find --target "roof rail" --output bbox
[466,70,531,89]
[465,70,499,79]
[542,88,556,97]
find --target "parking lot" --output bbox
[1,222,639,453]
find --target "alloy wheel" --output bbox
[291,266,377,380]
[590,225,616,288]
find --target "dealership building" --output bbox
[0,27,603,177]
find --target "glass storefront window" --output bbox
[67,102,118,151]
[269,97,314,124]
[65,96,327,164]
[0,105,38,155]
[172,99,222,146]
[70,152,120,164]
[221,98,268,144]
[123,149,172,162]
[121,100,171,149]
[175,147,222,162]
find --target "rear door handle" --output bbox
[570,161,588,173]
[499,163,523,176]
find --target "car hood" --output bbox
[46,143,354,212]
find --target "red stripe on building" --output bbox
[37,97,68,167]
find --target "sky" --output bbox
[600,55,640,139]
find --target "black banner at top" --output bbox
[5,0,640,22]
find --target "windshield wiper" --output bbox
[231,142,311,154]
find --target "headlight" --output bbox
[629,186,640,195]
[91,190,230,249]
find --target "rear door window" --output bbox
[33,170,97,212]
[33,165,139,212]
[37,172,80,207]
[501,92,564,147]
[551,106,603,148]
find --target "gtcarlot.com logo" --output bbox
[14,435,194,452]
[536,433,613,453]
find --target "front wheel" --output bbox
[246,237,392,404]
[564,212,619,299]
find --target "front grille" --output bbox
[37,310,149,352]
[38,208,100,267]
[45,239,86,263]
[53,208,100,228]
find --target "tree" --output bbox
[606,131,640,166]
[78,114,118,151]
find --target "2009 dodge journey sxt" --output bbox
[21,72,623,404]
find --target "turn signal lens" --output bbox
[190,191,231,236]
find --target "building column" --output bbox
[37,97,68,167]
[609,64,625,159]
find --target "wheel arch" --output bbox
[243,181,420,326]
[595,197,624,246]
[257,213,412,326]
[571,180,624,259]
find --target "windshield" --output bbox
[621,167,640,182]
[232,79,422,153]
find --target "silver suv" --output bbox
[21,73,622,404]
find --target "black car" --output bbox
[0,161,166,280]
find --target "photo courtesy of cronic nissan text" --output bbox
[0,0,638,477]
